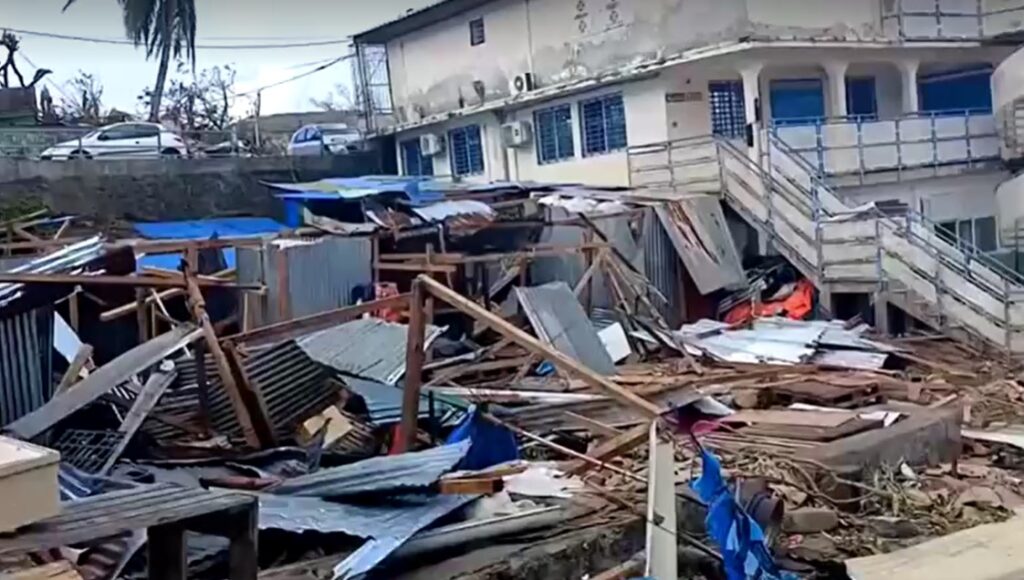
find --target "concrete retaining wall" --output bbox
[0,152,385,224]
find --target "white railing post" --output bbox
[1005,277,1013,353]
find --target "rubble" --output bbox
[2,190,1024,580]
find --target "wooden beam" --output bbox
[99,269,236,322]
[398,280,427,453]
[567,423,650,476]
[185,274,261,448]
[53,344,94,396]
[100,365,177,474]
[373,261,457,274]
[417,275,661,418]
[0,272,261,289]
[225,293,410,346]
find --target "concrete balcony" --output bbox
[772,111,1000,184]
[882,0,1024,39]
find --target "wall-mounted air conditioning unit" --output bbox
[501,120,533,148]
[419,133,445,156]
[509,72,536,96]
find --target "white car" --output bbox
[40,122,188,160]
[287,123,362,156]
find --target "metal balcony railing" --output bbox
[771,110,1000,184]
[881,0,1024,39]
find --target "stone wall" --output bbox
[0,151,387,224]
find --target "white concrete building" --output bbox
[353,0,1024,353]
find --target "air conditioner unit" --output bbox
[419,133,445,156]
[509,72,536,96]
[501,120,533,148]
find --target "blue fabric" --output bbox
[446,406,519,470]
[133,217,286,240]
[692,448,793,580]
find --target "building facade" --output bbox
[354,0,1024,352]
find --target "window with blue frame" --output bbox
[534,105,575,164]
[580,94,627,156]
[769,79,825,125]
[846,77,878,120]
[708,81,746,138]
[400,139,433,176]
[448,125,485,176]
[919,66,993,114]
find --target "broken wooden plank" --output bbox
[53,344,94,397]
[6,326,201,440]
[99,365,178,473]
[225,293,410,347]
[417,276,660,418]
[184,275,261,448]
[0,272,261,289]
[568,423,650,476]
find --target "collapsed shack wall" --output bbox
[0,152,385,224]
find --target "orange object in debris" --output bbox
[724,279,815,325]
[374,283,403,323]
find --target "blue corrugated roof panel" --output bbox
[266,176,445,206]
[132,217,286,240]
[270,440,470,498]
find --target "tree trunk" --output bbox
[149,40,172,122]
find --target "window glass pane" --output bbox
[580,94,626,156]
[604,96,627,151]
[470,18,485,46]
[535,105,574,164]
[958,220,974,248]
[937,221,958,245]
[770,79,825,125]
[709,81,746,138]
[919,66,993,114]
[975,216,998,252]
[448,125,484,176]
[846,77,878,120]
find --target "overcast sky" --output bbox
[2,0,433,116]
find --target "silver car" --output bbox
[287,123,362,156]
[40,122,188,160]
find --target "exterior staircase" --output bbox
[628,134,1024,354]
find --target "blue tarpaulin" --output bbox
[446,406,519,471]
[692,447,793,580]
[132,217,285,272]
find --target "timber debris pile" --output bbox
[1,180,1024,580]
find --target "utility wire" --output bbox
[3,27,352,50]
[231,54,355,98]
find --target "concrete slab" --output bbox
[846,510,1024,580]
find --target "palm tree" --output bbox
[64,0,196,122]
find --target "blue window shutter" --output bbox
[534,105,575,164]
[580,94,626,156]
[770,79,825,125]
[448,125,484,176]
[920,67,993,114]
[401,140,421,176]
[709,81,746,138]
[846,77,877,120]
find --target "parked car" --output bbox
[287,123,362,156]
[40,122,188,160]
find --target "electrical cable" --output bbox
[3,26,352,50]
[231,53,354,98]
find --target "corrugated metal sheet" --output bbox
[0,307,54,426]
[259,493,478,579]
[270,439,470,498]
[298,318,443,385]
[342,376,458,426]
[515,282,617,375]
[411,200,495,222]
[237,237,373,328]
[0,236,105,310]
[642,208,683,328]
[655,198,746,295]
[204,340,336,440]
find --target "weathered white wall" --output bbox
[745,0,883,40]
[386,0,749,119]
[996,171,1024,237]
[838,171,1009,222]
